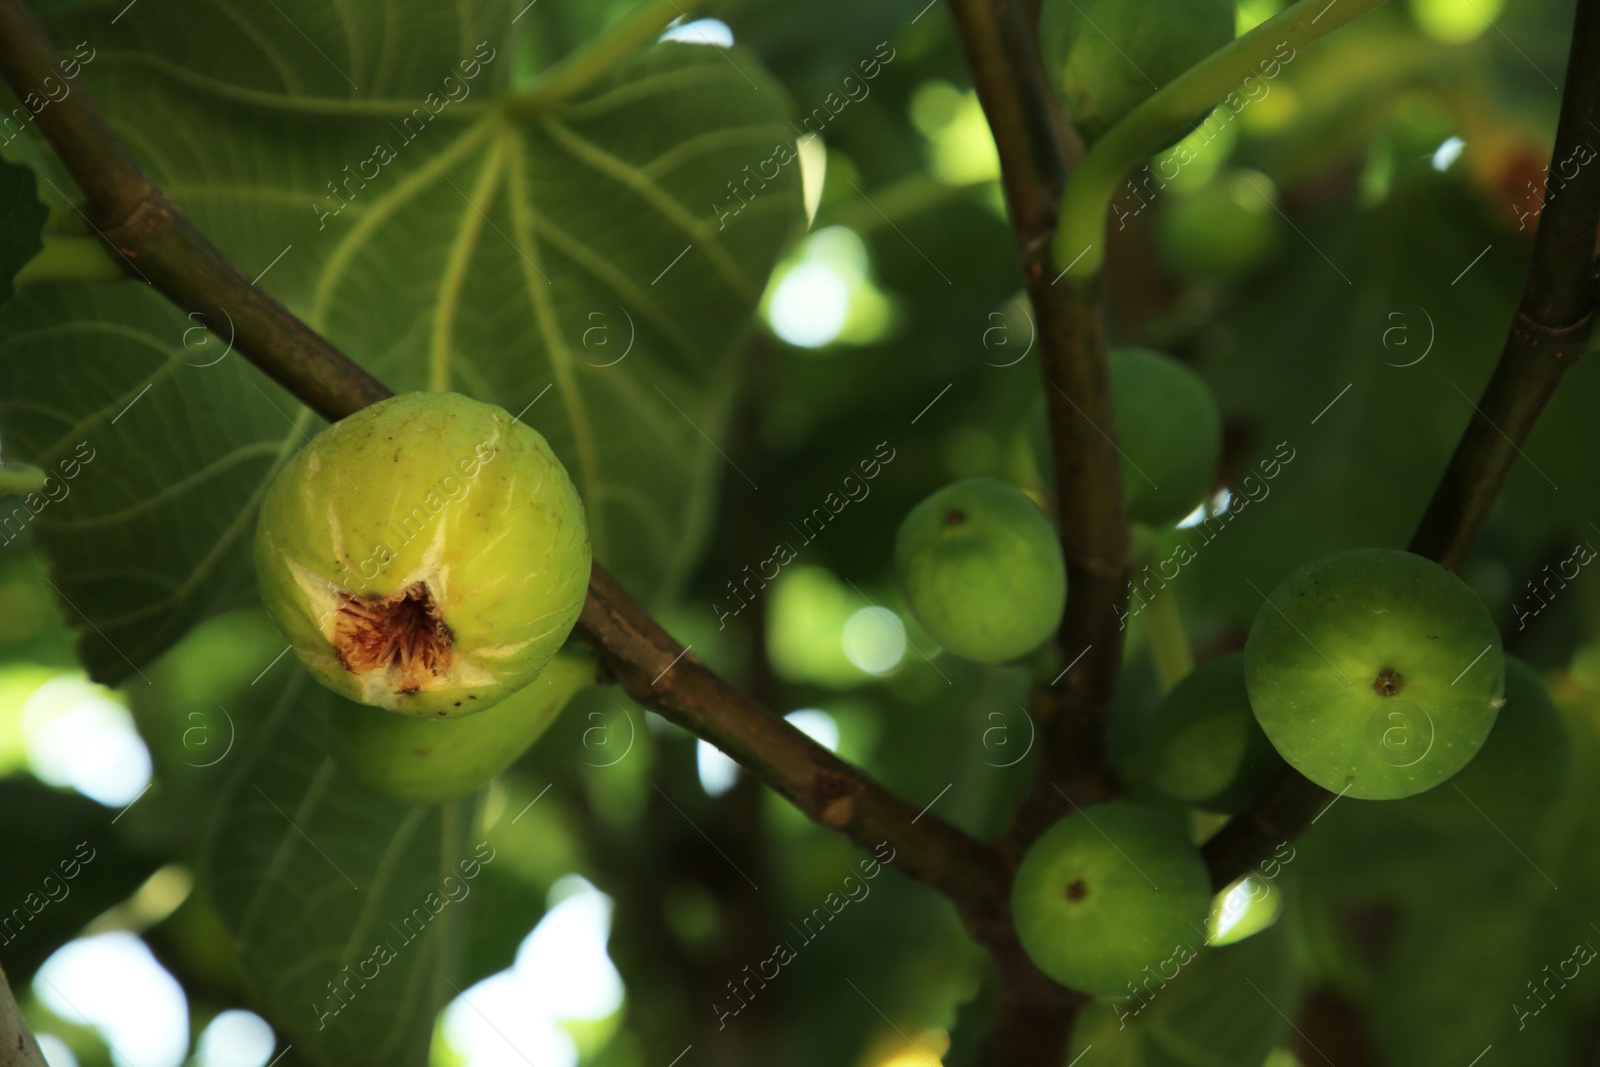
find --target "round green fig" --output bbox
[1012,801,1212,997]
[254,392,590,717]
[1144,653,1284,814]
[1110,347,1222,527]
[894,478,1066,665]
[1401,657,1571,830]
[1244,548,1504,800]
[331,648,594,804]
[1040,0,1236,142]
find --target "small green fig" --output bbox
[1012,801,1212,997]
[254,392,590,717]
[330,648,595,804]
[1144,653,1284,814]
[894,478,1066,665]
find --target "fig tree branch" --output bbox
[1407,0,1600,569]
[946,0,1128,862]
[1205,0,1600,890]
[0,0,1021,947]
[942,1,1124,1061]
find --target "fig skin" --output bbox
[255,392,590,717]
[330,648,594,804]
[1244,548,1504,800]
[1011,801,1212,997]
[1144,653,1284,815]
[1401,657,1572,830]
[893,477,1066,665]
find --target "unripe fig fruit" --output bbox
[1144,653,1284,814]
[255,392,590,717]
[1040,0,1235,142]
[894,477,1066,665]
[1245,548,1504,800]
[1402,657,1571,830]
[1012,801,1211,997]
[330,648,594,804]
[1110,347,1222,528]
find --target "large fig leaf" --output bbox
[207,672,476,1067]
[0,0,803,684]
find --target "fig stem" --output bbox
[1054,0,1387,282]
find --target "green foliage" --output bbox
[1,0,803,685]
[1067,919,1303,1066]
[0,0,1596,1064]
[206,672,477,1067]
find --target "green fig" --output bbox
[1012,801,1212,997]
[1401,657,1571,829]
[1144,653,1284,814]
[255,392,591,717]
[894,477,1066,665]
[330,648,594,804]
[1245,548,1504,800]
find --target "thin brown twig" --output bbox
[943,0,1125,1060]
[945,0,1126,857]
